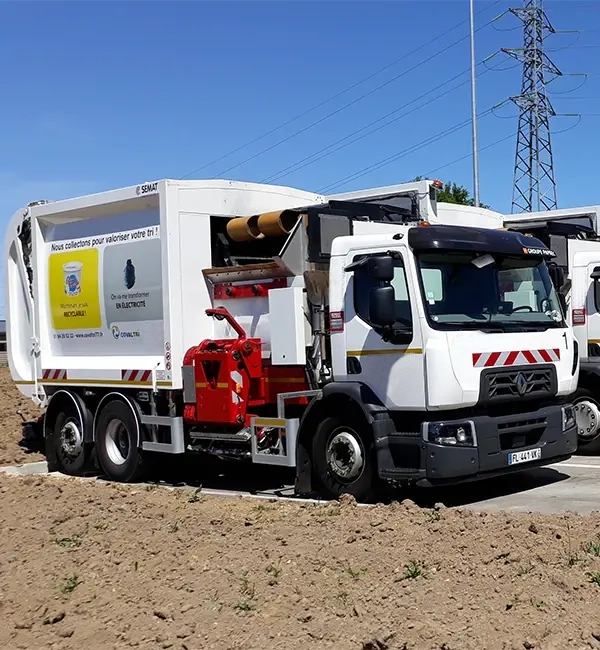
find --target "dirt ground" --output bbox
[0,367,44,466]
[1,473,600,650]
[3,369,600,649]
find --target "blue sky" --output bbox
[1,0,599,316]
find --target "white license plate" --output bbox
[508,448,542,466]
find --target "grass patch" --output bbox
[266,561,282,585]
[584,540,600,557]
[517,563,534,576]
[54,533,83,549]
[564,519,582,567]
[187,490,203,503]
[59,574,81,595]
[236,571,257,610]
[345,565,365,580]
[402,560,425,580]
[234,599,256,612]
[424,508,442,522]
[319,507,341,517]
[587,572,600,587]
[240,572,256,599]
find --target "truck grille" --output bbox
[481,365,556,404]
[497,416,547,451]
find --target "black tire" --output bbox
[95,399,148,482]
[573,388,600,455]
[50,401,91,476]
[311,416,378,502]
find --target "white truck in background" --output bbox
[4,178,579,501]
[499,205,600,453]
[436,200,600,454]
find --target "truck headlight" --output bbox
[562,405,576,432]
[423,421,477,447]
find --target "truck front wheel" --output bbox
[573,389,600,455]
[311,416,378,502]
[95,399,148,482]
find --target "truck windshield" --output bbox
[415,251,565,330]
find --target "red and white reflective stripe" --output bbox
[121,370,152,382]
[42,369,67,380]
[472,349,560,368]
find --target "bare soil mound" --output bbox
[0,367,44,466]
[2,473,600,650]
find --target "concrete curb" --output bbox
[0,460,353,507]
[0,461,49,476]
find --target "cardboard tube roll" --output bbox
[257,210,300,238]
[226,215,263,242]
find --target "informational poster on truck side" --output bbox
[47,219,164,357]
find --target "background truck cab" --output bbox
[502,205,600,453]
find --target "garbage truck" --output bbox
[499,204,600,453]
[3,178,579,501]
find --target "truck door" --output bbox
[585,261,600,357]
[338,247,425,410]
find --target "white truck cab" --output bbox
[308,221,578,492]
[503,205,600,452]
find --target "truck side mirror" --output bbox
[367,255,394,281]
[345,254,394,280]
[369,286,395,326]
[590,266,600,281]
[557,293,567,314]
[547,263,565,289]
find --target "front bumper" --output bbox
[377,403,577,485]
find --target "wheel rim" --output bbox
[60,418,83,459]
[326,429,364,482]
[574,398,600,440]
[105,419,131,466]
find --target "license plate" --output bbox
[508,448,542,466]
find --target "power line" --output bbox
[546,96,600,100]
[422,108,584,180]
[422,133,515,179]
[179,0,503,180]
[316,102,507,194]
[260,56,501,184]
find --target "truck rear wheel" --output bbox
[50,401,91,476]
[95,399,148,482]
[311,416,378,502]
[573,389,600,455]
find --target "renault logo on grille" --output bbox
[515,372,529,396]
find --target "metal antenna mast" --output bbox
[502,0,561,213]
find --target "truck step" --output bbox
[189,430,251,443]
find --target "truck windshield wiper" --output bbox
[496,321,563,331]
[437,321,507,331]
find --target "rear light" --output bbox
[572,309,586,325]
[432,179,444,190]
